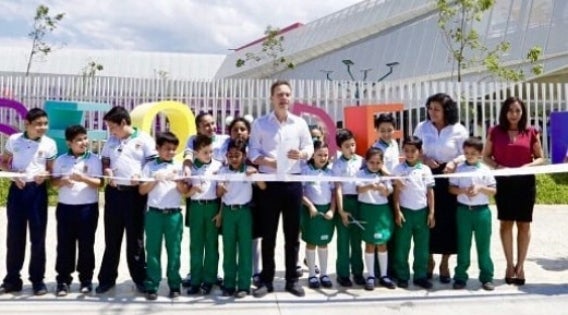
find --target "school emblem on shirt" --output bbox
[135,142,142,150]
[83,165,89,173]
[37,150,44,158]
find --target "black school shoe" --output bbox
[285,281,305,297]
[33,282,48,296]
[80,282,93,294]
[320,275,333,288]
[413,278,433,289]
[353,274,366,286]
[169,287,181,298]
[222,287,235,296]
[201,282,213,295]
[235,289,249,298]
[308,276,320,289]
[145,291,158,300]
[252,282,274,298]
[364,277,375,291]
[186,285,200,295]
[0,282,22,294]
[56,283,69,297]
[337,276,353,287]
[379,276,396,289]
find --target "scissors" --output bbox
[347,213,367,230]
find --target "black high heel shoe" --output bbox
[505,266,516,285]
[514,267,526,286]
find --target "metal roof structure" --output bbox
[0,46,226,80]
[215,0,568,83]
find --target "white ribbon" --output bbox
[1,163,565,183]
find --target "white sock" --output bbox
[365,253,375,278]
[252,238,261,274]
[317,247,328,276]
[378,251,388,278]
[306,248,317,277]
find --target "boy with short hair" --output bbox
[186,134,223,295]
[0,108,57,295]
[97,106,157,294]
[331,129,365,287]
[52,124,102,296]
[449,137,496,291]
[392,136,435,290]
[139,131,188,300]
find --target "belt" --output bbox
[149,207,181,214]
[114,185,139,191]
[458,203,489,210]
[223,203,249,210]
[343,194,358,199]
[190,199,218,205]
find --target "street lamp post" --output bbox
[322,60,399,105]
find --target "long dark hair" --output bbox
[498,96,528,132]
[308,140,329,169]
[425,93,459,125]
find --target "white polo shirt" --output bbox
[373,139,400,173]
[248,111,314,174]
[53,151,102,205]
[189,159,222,200]
[184,134,229,163]
[392,161,435,210]
[218,164,253,205]
[356,169,392,205]
[302,164,335,206]
[142,159,184,209]
[449,162,496,206]
[101,128,157,186]
[413,120,468,164]
[332,154,363,195]
[4,132,57,182]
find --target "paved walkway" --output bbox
[0,205,567,315]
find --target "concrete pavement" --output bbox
[0,205,567,314]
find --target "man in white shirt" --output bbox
[249,80,314,297]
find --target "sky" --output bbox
[0,0,363,55]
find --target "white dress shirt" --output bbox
[372,139,400,172]
[142,159,184,209]
[413,120,468,164]
[392,161,435,210]
[53,151,102,205]
[332,154,364,195]
[449,162,496,206]
[5,132,57,182]
[356,169,392,205]
[248,111,314,174]
[302,164,335,206]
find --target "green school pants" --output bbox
[189,201,219,286]
[335,195,363,278]
[222,204,252,291]
[393,207,430,281]
[454,204,494,283]
[144,208,183,292]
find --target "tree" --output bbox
[235,25,295,75]
[437,0,542,82]
[81,60,104,78]
[26,5,65,76]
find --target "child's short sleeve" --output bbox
[88,155,103,177]
[46,139,57,160]
[52,156,63,177]
[142,134,157,161]
[100,139,111,159]
[424,167,435,188]
[141,163,152,178]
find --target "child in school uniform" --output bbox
[0,108,57,296]
[216,139,266,298]
[331,129,365,287]
[449,137,496,291]
[356,147,396,291]
[139,131,189,300]
[301,140,336,289]
[392,136,435,290]
[372,113,400,173]
[185,134,223,295]
[52,125,102,296]
[371,113,400,278]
